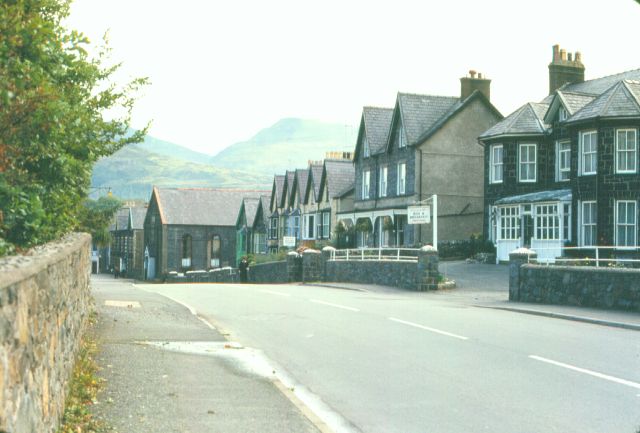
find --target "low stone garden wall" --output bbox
[0,233,92,433]
[165,267,239,283]
[248,261,288,284]
[509,249,640,311]
[325,260,419,290]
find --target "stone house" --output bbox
[480,45,640,262]
[300,163,324,248]
[316,159,356,246]
[267,174,286,253]
[110,206,146,278]
[236,194,270,258]
[143,187,266,278]
[338,73,502,248]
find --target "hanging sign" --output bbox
[407,206,431,224]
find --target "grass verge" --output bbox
[57,311,108,433]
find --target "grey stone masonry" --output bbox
[286,252,302,282]
[417,246,439,291]
[509,248,537,301]
[0,233,92,433]
[302,249,322,282]
[321,246,335,280]
[248,261,288,284]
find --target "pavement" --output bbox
[308,260,640,331]
[90,274,321,433]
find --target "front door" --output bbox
[522,214,534,248]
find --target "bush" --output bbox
[0,0,147,255]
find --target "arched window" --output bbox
[181,234,192,269]
[210,234,221,268]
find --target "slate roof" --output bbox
[557,91,596,115]
[273,175,285,208]
[480,102,549,139]
[285,170,296,204]
[563,69,640,95]
[259,195,271,225]
[114,208,129,231]
[396,93,460,145]
[323,160,355,199]
[566,80,640,124]
[242,197,260,227]
[494,189,572,205]
[294,168,310,204]
[130,207,147,230]
[153,187,267,226]
[362,106,393,155]
[309,164,324,202]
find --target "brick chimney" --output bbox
[460,70,491,100]
[548,44,584,94]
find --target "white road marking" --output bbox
[310,299,360,312]
[388,317,469,340]
[104,300,141,308]
[529,355,640,390]
[260,289,291,297]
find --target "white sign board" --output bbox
[283,236,296,247]
[407,206,431,224]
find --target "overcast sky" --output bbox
[66,0,640,156]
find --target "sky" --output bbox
[66,0,640,156]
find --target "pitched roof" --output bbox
[563,69,640,95]
[557,91,597,115]
[566,80,640,124]
[285,170,296,204]
[494,189,572,205]
[114,208,129,231]
[396,93,460,145]
[272,175,285,208]
[322,160,355,199]
[480,102,549,140]
[259,195,271,225]
[130,207,147,230]
[153,187,267,226]
[241,197,260,227]
[294,168,310,204]
[308,163,323,202]
[362,106,393,155]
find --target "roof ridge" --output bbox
[621,81,640,112]
[600,81,625,115]
[397,91,459,100]
[363,105,394,111]
[527,102,547,131]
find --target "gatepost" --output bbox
[321,246,335,282]
[417,245,439,291]
[286,251,302,282]
[508,248,537,301]
[302,249,322,282]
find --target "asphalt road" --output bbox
[136,281,640,433]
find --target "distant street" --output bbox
[136,280,640,433]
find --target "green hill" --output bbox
[135,133,214,163]
[210,118,356,175]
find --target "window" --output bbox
[535,204,560,240]
[181,234,192,268]
[556,141,570,181]
[210,234,221,267]
[363,136,370,158]
[322,212,330,239]
[396,216,405,246]
[292,216,300,239]
[379,166,387,197]
[563,203,571,241]
[616,129,637,173]
[518,143,536,182]
[499,207,520,240]
[489,145,503,184]
[580,131,597,175]
[397,163,406,195]
[558,106,568,122]
[362,170,370,199]
[303,214,315,239]
[616,201,637,247]
[397,124,406,148]
[580,201,597,246]
[269,217,278,239]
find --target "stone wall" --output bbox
[247,261,288,284]
[165,267,239,283]
[0,233,92,433]
[325,260,420,290]
[510,256,640,311]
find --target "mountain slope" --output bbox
[210,118,356,174]
[135,133,213,163]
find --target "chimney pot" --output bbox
[560,49,567,61]
[552,44,560,61]
[469,69,477,78]
[575,51,582,62]
[478,72,483,79]
[568,52,573,62]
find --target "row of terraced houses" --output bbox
[107,45,640,279]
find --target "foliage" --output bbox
[355,218,372,232]
[437,233,495,260]
[0,0,147,254]
[57,311,108,433]
[252,250,288,264]
[77,196,122,247]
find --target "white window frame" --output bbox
[556,140,570,182]
[579,130,597,175]
[303,214,315,240]
[322,211,330,239]
[397,125,406,148]
[397,162,406,195]
[562,203,571,241]
[615,200,637,248]
[499,206,520,240]
[489,144,503,184]
[580,201,597,247]
[518,143,537,183]
[362,170,370,199]
[292,215,300,239]
[615,128,637,174]
[379,166,387,197]
[363,136,370,158]
[534,204,560,240]
[558,106,568,122]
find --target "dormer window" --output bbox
[558,106,568,122]
[397,125,406,148]
[363,136,370,158]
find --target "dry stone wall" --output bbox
[0,233,92,433]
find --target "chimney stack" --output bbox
[548,44,585,94]
[460,70,491,101]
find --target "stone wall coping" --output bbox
[522,263,640,275]
[287,251,300,257]
[251,260,286,267]
[303,249,321,255]
[322,246,336,252]
[0,232,91,289]
[420,245,438,252]
[510,247,537,256]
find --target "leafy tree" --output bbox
[77,196,122,247]
[0,0,148,255]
